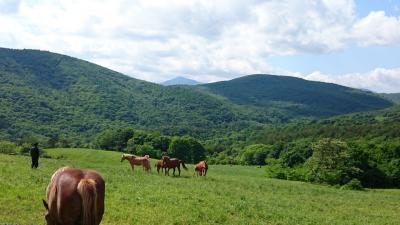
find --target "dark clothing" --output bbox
[31,156,38,168]
[30,146,39,168]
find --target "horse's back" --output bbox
[48,168,105,225]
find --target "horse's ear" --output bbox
[42,199,49,210]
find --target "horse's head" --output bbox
[42,200,56,225]
[162,155,170,163]
[121,154,132,162]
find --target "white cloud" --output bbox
[353,11,400,46]
[0,0,399,91]
[303,68,400,93]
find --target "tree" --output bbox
[95,128,134,151]
[136,144,162,159]
[168,136,192,162]
[168,136,206,163]
[306,139,359,185]
[241,144,274,166]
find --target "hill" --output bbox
[0,148,399,224]
[162,76,202,86]
[381,93,400,103]
[220,105,400,188]
[200,74,392,117]
[0,48,392,145]
[0,48,243,142]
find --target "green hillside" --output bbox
[1,148,399,225]
[0,48,244,142]
[381,93,400,103]
[252,104,400,144]
[201,74,392,117]
[221,105,400,188]
[0,48,392,145]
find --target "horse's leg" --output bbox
[131,164,135,173]
[178,166,181,176]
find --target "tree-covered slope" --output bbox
[201,74,392,117]
[0,48,393,144]
[381,93,400,103]
[0,48,243,142]
[250,105,400,144]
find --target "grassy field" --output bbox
[0,148,399,225]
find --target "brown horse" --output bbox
[121,154,151,173]
[162,156,188,176]
[155,160,166,174]
[194,160,208,177]
[42,167,105,225]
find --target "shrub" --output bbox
[18,143,32,155]
[136,144,162,159]
[341,179,364,190]
[0,141,17,154]
[241,144,274,166]
[265,158,287,179]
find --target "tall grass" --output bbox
[0,148,399,225]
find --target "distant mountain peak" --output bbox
[162,76,202,86]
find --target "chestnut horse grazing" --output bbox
[121,154,151,173]
[155,160,166,174]
[42,167,105,225]
[194,160,208,177]
[162,156,188,176]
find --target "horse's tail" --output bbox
[181,161,188,170]
[77,179,98,225]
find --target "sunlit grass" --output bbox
[0,148,399,225]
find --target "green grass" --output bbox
[1,148,399,225]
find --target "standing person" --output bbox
[30,142,39,168]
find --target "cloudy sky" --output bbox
[1,0,399,93]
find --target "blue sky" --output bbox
[0,0,399,92]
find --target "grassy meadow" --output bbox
[0,148,399,225]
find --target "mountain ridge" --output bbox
[0,48,393,144]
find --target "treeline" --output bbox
[95,128,206,163]
[209,106,400,188]
[236,138,399,189]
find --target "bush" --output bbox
[0,141,17,154]
[265,158,287,179]
[18,143,32,155]
[341,179,364,190]
[135,144,162,159]
[241,144,274,166]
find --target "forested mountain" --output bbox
[201,75,392,117]
[381,93,400,103]
[0,48,242,143]
[0,48,393,145]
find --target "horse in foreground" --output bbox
[155,160,166,174]
[194,160,208,177]
[42,167,105,225]
[121,154,151,173]
[162,156,188,176]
